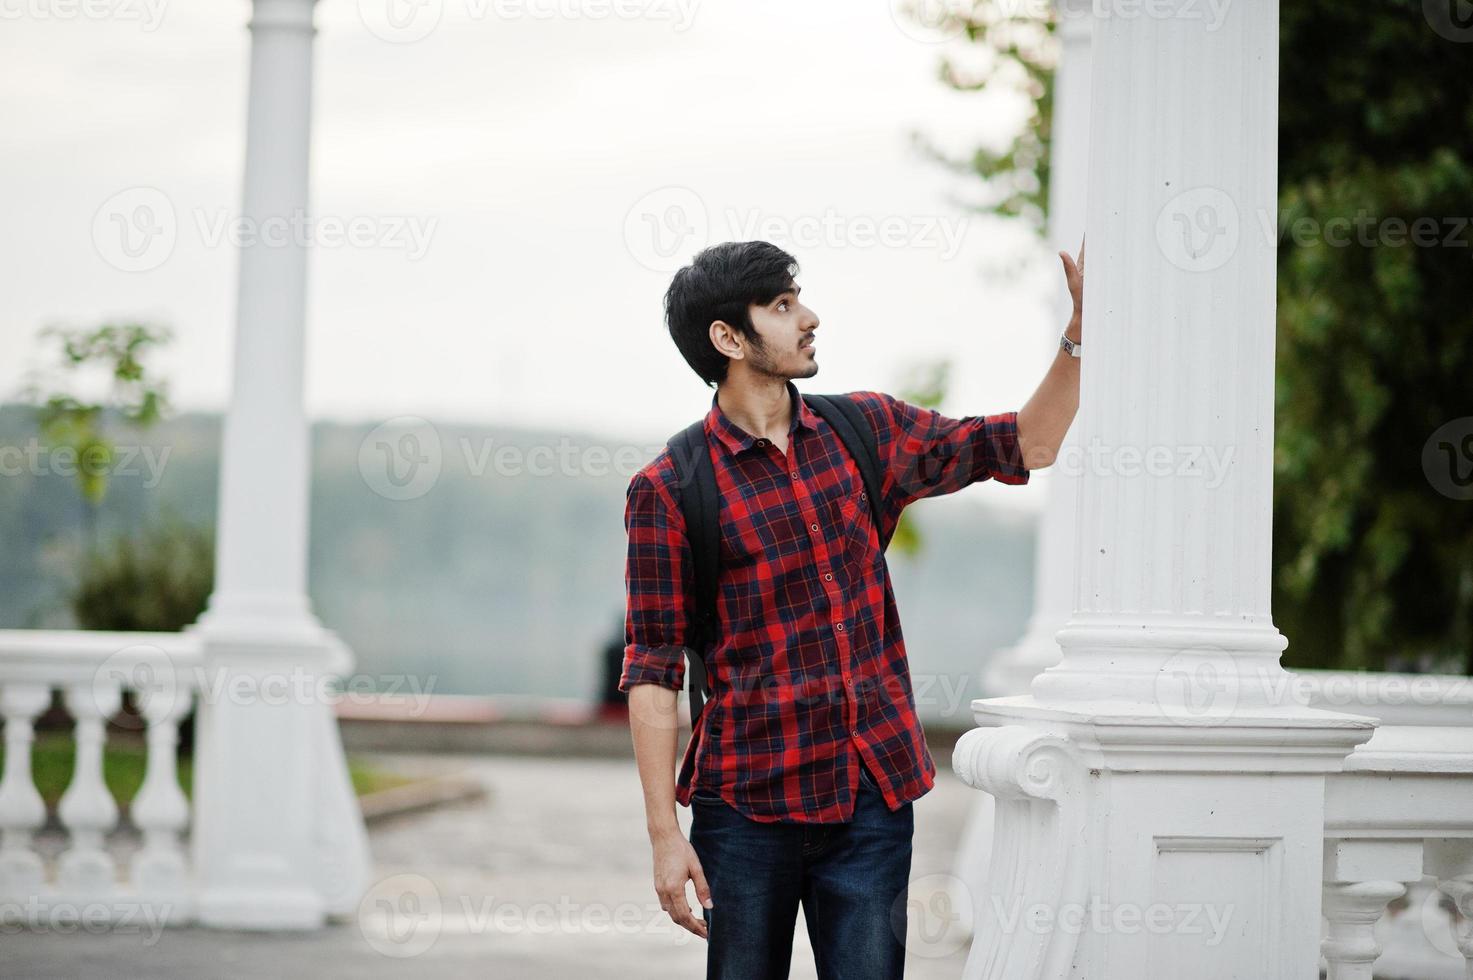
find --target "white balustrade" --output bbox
[0,630,199,925]
[1320,724,1473,979]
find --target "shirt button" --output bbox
[810,523,819,531]
[791,471,799,480]
[860,492,867,501]
[824,573,833,581]
[851,730,859,738]
[835,623,845,632]
[756,439,767,446]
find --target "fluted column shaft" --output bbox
[1033,0,1286,706]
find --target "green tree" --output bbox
[21,322,173,546]
[916,0,1473,673]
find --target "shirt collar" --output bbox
[704,380,818,456]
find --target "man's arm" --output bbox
[626,683,710,939]
[1017,241,1086,469]
[620,471,712,939]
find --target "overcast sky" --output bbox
[2,0,1070,511]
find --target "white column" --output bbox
[189,0,368,930]
[953,3,1376,977]
[196,0,318,642]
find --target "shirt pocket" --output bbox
[837,493,877,577]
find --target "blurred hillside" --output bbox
[0,404,1035,724]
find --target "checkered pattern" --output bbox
[620,382,1029,823]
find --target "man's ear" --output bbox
[709,320,745,361]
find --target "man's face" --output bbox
[739,284,820,381]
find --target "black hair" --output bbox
[663,241,799,387]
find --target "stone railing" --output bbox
[0,630,200,925]
[954,667,1473,979]
[1323,740,1473,980]
[1298,671,1473,978]
[0,626,370,929]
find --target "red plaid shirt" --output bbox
[620,382,1029,823]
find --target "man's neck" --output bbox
[716,374,793,445]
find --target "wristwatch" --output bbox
[1060,332,1082,358]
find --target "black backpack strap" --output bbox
[805,393,891,549]
[665,420,718,728]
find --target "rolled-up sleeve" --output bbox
[870,391,1029,509]
[618,469,691,693]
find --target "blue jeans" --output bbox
[689,762,914,979]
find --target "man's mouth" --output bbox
[800,338,815,350]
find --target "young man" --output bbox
[620,239,1084,979]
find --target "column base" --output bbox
[194,875,325,931]
[187,619,371,931]
[951,697,1375,980]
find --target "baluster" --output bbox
[1322,839,1425,980]
[1439,878,1473,979]
[1323,880,1406,980]
[1426,839,1473,979]
[0,684,52,899]
[129,679,191,897]
[56,682,122,896]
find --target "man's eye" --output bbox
[777,301,789,311]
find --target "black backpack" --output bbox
[665,392,890,728]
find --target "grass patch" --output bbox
[2,735,412,809]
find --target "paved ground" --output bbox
[6,751,1467,979]
[3,753,976,979]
